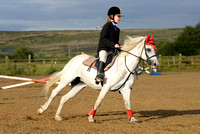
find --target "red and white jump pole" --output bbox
[0,75,59,90]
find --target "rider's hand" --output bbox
[115,44,122,51]
[115,44,123,48]
[114,44,120,48]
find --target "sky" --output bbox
[0,0,199,31]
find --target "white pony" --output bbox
[37,35,159,123]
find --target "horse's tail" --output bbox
[43,71,63,98]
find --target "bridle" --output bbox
[114,42,157,91]
[119,42,157,68]
[144,42,157,65]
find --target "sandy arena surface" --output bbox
[0,71,200,134]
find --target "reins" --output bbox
[113,56,141,91]
[113,44,144,91]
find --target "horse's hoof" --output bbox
[88,115,95,123]
[130,117,138,123]
[55,115,62,121]
[37,108,44,115]
[95,80,99,84]
[95,76,103,85]
[95,79,103,85]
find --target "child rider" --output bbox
[95,6,123,83]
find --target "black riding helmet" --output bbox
[107,6,124,19]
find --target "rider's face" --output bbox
[114,14,122,24]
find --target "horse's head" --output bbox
[141,34,159,69]
[120,35,159,69]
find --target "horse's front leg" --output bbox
[120,75,138,123]
[88,84,110,122]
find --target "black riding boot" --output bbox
[95,61,105,84]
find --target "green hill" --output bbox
[0,28,183,58]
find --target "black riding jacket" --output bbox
[97,21,120,55]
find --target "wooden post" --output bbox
[179,53,182,69]
[5,56,9,75]
[51,59,54,69]
[168,59,170,68]
[191,58,194,68]
[68,45,71,58]
[28,55,31,74]
[43,60,46,72]
[76,39,79,54]
[173,56,175,65]
[159,54,162,69]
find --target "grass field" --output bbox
[0,28,183,58]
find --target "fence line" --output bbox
[0,54,200,75]
[158,54,200,71]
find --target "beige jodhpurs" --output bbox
[99,50,108,63]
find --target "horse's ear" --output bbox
[150,34,154,43]
[150,34,154,41]
[145,34,150,42]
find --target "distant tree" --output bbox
[9,47,34,59]
[157,22,200,56]
[174,22,200,56]
[157,41,178,56]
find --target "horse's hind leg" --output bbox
[37,81,68,115]
[55,82,86,121]
[37,74,76,115]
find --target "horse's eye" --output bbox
[146,48,151,52]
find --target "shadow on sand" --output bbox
[95,109,200,122]
[60,109,200,123]
[136,109,200,121]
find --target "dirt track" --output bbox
[0,71,200,134]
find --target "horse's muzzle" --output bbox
[152,60,159,69]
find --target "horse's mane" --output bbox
[119,36,145,57]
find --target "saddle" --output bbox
[83,53,119,72]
